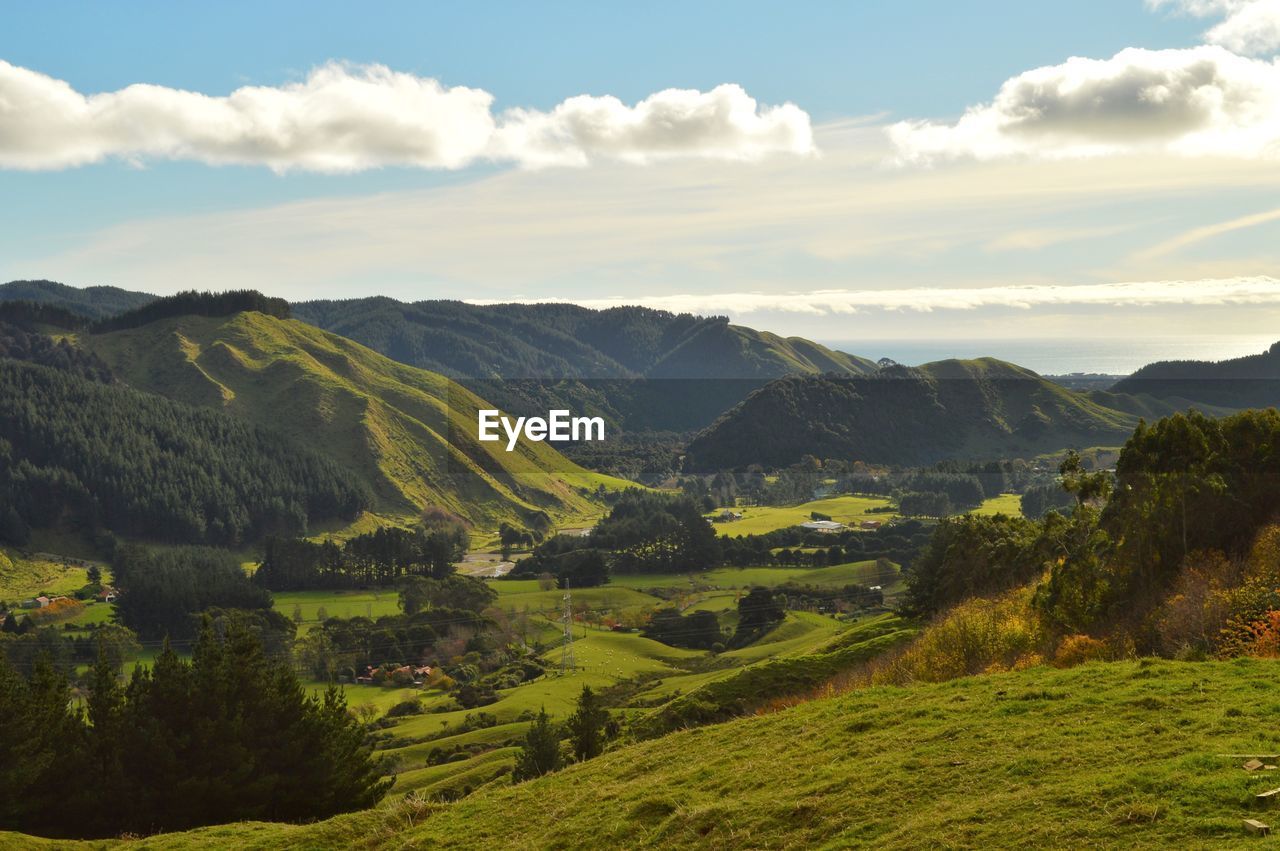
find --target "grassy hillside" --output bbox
[25,657,1280,849]
[81,311,630,531]
[687,358,1144,469]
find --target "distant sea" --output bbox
[818,336,1280,377]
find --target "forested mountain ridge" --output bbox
[0,279,154,319]
[3,281,880,432]
[685,358,1146,469]
[1109,340,1280,409]
[77,310,628,528]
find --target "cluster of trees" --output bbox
[643,608,723,650]
[0,624,388,839]
[507,537,610,587]
[89,289,291,333]
[905,410,1280,653]
[902,513,1044,617]
[511,491,722,582]
[513,685,615,782]
[111,545,274,640]
[1020,482,1076,519]
[253,514,470,592]
[1040,409,1280,633]
[0,360,368,547]
[590,490,722,573]
[297,586,496,683]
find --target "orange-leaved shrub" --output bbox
[27,597,85,625]
[1052,633,1110,667]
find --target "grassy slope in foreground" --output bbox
[83,311,630,530]
[42,657,1280,850]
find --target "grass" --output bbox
[719,612,847,663]
[972,493,1025,517]
[49,656,1280,849]
[0,548,94,601]
[270,589,403,631]
[712,495,897,537]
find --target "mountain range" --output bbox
[4,279,1279,477]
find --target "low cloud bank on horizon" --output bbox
[0,60,814,172]
[467,277,1280,316]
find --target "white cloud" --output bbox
[889,46,1280,162]
[467,276,1280,316]
[492,84,814,167]
[0,61,813,172]
[1150,0,1280,56]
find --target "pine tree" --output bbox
[565,684,609,762]
[513,706,562,781]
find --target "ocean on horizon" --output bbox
[818,336,1280,377]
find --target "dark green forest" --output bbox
[90,289,291,333]
[0,359,368,547]
[0,624,388,838]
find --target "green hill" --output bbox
[685,358,1144,469]
[20,657,1280,849]
[79,310,630,530]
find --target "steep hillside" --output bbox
[686,358,1140,469]
[0,279,155,319]
[29,658,1280,849]
[79,311,629,529]
[1111,341,1280,410]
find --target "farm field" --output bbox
[711,495,896,536]
[271,589,403,630]
[972,493,1024,516]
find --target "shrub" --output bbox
[1052,634,1109,668]
[872,587,1045,685]
[386,699,425,718]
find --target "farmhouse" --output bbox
[714,510,744,523]
[800,520,846,533]
[860,520,883,530]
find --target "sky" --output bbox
[3,1,1280,346]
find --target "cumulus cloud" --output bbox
[470,276,1280,316]
[1150,0,1280,56]
[492,84,814,167]
[0,61,813,172]
[889,46,1280,161]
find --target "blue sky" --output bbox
[3,1,1280,344]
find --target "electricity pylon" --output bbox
[561,582,576,673]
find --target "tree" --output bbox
[565,685,610,762]
[732,587,786,646]
[498,523,524,560]
[513,707,562,781]
[86,564,102,585]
